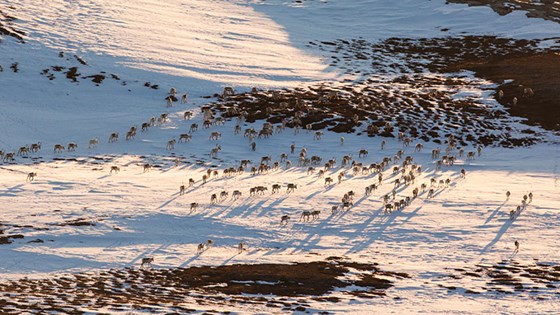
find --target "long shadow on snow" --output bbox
[481,217,515,253]
[344,205,423,254]
[285,211,340,254]
[484,200,508,225]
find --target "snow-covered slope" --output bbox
[0,0,559,314]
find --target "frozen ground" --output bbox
[0,0,559,314]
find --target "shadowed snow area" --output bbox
[7,0,334,86]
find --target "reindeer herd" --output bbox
[167,129,486,231]
[0,85,539,270]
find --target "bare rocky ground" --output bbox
[0,256,557,313]
[0,7,26,43]
[208,35,560,149]
[0,258,409,314]
[448,0,560,24]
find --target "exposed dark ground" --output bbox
[0,258,557,313]
[0,259,409,314]
[208,35,560,150]
[448,0,560,24]
[453,53,560,130]
[0,8,25,42]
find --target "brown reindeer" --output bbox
[190,202,199,212]
[30,142,42,153]
[286,183,297,193]
[179,133,192,142]
[196,243,205,255]
[67,142,78,152]
[110,166,120,174]
[140,257,154,268]
[238,242,244,254]
[108,132,119,143]
[26,172,37,182]
[54,144,65,153]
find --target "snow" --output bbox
[1,0,559,313]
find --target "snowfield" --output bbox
[0,0,559,314]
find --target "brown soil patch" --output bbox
[448,0,560,24]
[0,260,408,313]
[0,9,25,42]
[452,53,560,130]
[210,35,558,142]
[444,260,560,296]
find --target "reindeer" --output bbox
[300,211,311,222]
[210,193,218,204]
[220,191,229,201]
[108,132,119,143]
[143,164,152,173]
[26,172,37,182]
[311,210,321,220]
[338,171,345,184]
[286,183,298,193]
[358,149,368,158]
[384,204,393,214]
[331,205,339,213]
[232,190,242,200]
[256,186,268,195]
[16,146,29,157]
[313,131,323,140]
[271,184,281,194]
[179,185,186,195]
[209,131,221,140]
[88,138,99,149]
[341,201,353,210]
[30,142,42,153]
[66,142,77,152]
[3,152,14,162]
[414,143,423,152]
[148,116,157,126]
[179,133,192,143]
[164,139,175,150]
[280,215,290,225]
[231,124,241,135]
[427,189,434,199]
[141,122,150,132]
[126,130,136,140]
[196,243,205,255]
[190,202,199,212]
[159,113,169,124]
[210,145,221,158]
[54,144,65,153]
[140,257,154,268]
[235,242,244,254]
[181,94,188,104]
[110,166,120,174]
[431,148,440,159]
